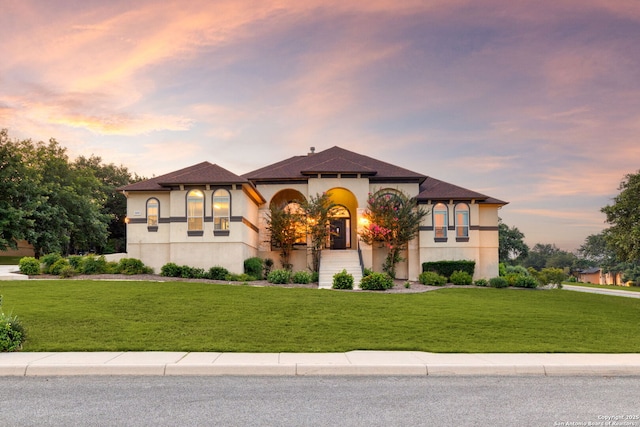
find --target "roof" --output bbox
[120,162,249,191]
[579,267,601,274]
[417,177,508,205]
[243,146,427,182]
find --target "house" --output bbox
[120,146,507,283]
[577,267,626,286]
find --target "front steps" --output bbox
[318,250,363,289]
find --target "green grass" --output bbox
[0,256,22,265]
[1,280,640,353]
[569,282,640,292]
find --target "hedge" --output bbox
[422,260,475,279]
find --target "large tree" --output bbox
[602,171,640,263]
[265,202,306,270]
[523,243,577,271]
[358,190,428,278]
[498,219,529,264]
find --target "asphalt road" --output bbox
[1,376,639,426]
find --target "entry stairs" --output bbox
[318,250,363,289]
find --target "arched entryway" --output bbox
[326,188,358,250]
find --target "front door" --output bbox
[330,218,347,249]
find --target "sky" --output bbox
[2,0,639,252]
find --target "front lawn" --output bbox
[2,280,639,353]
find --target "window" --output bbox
[285,202,307,245]
[434,203,448,239]
[146,198,159,229]
[213,189,230,231]
[455,204,469,239]
[187,190,204,232]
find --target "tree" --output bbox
[0,129,35,250]
[523,243,577,271]
[265,202,306,270]
[301,193,337,273]
[498,219,529,264]
[602,171,640,263]
[358,190,428,278]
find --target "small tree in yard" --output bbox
[266,202,306,270]
[359,190,428,278]
[301,193,338,273]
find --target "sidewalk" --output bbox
[2,351,640,376]
[0,265,28,281]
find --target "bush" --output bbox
[19,257,40,275]
[505,265,529,276]
[118,258,151,275]
[474,278,488,287]
[363,268,374,277]
[292,271,313,284]
[59,265,76,278]
[49,258,71,276]
[450,270,473,286]
[0,296,25,352]
[41,253,62,270]
[68,256,83,270]
[181,266,205,279]
[489,277,508,288]
[244,257,264,279]
[80,255,108,274]
[422,260,475,279]
[504,273,520,287]
[161,262,182,277]
[226,273,256,282]
[539,268,567,288]
[360,272,394,290]
[332,269,353,290]
[267,269,291,284]
[207,266,229,280]
[418,271,447,286]
[264,258,274,277]
[311,271,319,283]
[514,275,538,288]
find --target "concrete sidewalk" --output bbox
[0,265,28,280]
[2,351,640,376]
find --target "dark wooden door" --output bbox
[330,218,347,249]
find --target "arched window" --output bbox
[146,198,159,229]
[213,189,230,231]
[187,190,204,233]
[455,203,469,239]
[433,203,448,239]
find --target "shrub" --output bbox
[360,272,394,290]
[539,267,567,288]
[181,266,205,279]
[311,271,319,283]
[474,278,488,287]
[0,296,25,352]
[161,263,182,277]
[422,260,475,279]
[504,273,520,287]
[332,269,353,290]
[59,265,76,278]
[49,258,71,276]
[450,270,473,286]
[105,261,120,274]
[226,273,256,282]
[489,277,508,288]
[41,253,62,270]
[118,258,151,275]
[244,257,264,279]
[404,281,411,289]
[267,269,291,284]
[80,255,108,274]
[505,265,529,276]
[19,257,40,275]
[292,271,313,284]
[263,258,274,277]
[207,266,229,280]
[68,256,83,270]
[418,271,447,286]
[363,268,374,277]
[514,275,538,289]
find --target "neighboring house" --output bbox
[120,146,507,281]
[577,267,626,286]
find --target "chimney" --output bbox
[308,147,316,155]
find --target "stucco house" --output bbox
[120,146,507,284]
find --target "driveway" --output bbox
[563,284,640,299]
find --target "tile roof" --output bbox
[417,177,508,204]
[120,162,249,191]
[243,146,426,182]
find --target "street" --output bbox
[1,376,638,426]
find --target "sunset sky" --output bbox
[2,0,639,251]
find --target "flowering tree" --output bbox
[265,202,306,270]
[359,190,428,278]
[301,193,338,273]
